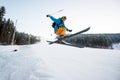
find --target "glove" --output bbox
[46,14,51,17]
[68,29,72,32]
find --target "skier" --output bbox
[46,15,72,37]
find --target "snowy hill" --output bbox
[0,41,120,80]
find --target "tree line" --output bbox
[0,6,40,45]
[65,33,120,49]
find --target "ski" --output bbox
[47,27,90,45]
[47,40,84,48]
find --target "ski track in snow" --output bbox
[0,42,120,80]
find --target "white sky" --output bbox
[1,0,120,37]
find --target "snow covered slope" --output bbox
[0,42,120,80]
[112,43,120,50]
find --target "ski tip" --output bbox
[87,27,90,30]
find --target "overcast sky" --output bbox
[1,0,120,37]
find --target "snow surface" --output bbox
[0,41,120,80]
[112,43,120,50]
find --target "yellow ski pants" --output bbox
[55,28,66,36]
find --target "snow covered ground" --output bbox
[112,43,120,50]
[0,41,120,80]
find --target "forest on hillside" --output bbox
[0,6,40,45]
[65,33,120,49]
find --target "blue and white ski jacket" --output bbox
[50,16,69,33]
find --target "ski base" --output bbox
[46,40,84,48]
